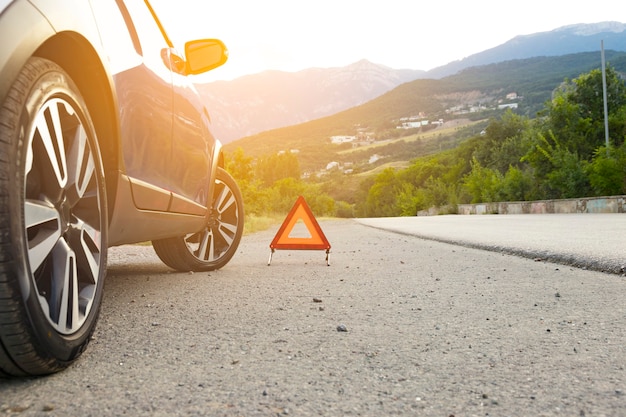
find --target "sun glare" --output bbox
[149,0,621,82]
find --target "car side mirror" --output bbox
[184,39,228,75]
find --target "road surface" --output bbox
[1,217,624,416]
[357,213,626,275]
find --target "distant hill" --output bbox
[197,61,424,143]
[427,21,626,78]
[201,21,626,144]
[225,51,626,174]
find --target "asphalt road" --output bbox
[358,213,626,275]
[1,217,625,416]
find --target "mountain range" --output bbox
[426,21,626,78]
[198,21,626,144]
[197,61,424,143]
[222,50,626,175]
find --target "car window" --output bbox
[88,1,141,75]
[121,0,171,61]
[114,0,142,55]
[0,0,12,13]
[141,0,174,48]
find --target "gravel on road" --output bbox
[1,219,624,416]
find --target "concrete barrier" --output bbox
[418,195,626,216]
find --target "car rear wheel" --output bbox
[152,167,243,271]
[0,58,107,376]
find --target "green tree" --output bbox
[226,147,268,216]
[499,166,534,202]
[571,66,626,125]
[608,104,626,148]
[256,152,301,186]
[472,110,530,173]
[363,168,403,217]
[544,149,590,198]
[587,143,626,195]
[399,157,448,188]
[226,147,254,183]
[522,130,591,198]
[462,157,503,203]
[396,182,420,216]
[544,66,626,159]
[424,177,459,210]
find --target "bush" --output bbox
[587,144,626,195]
[462,158,503,203]
[499,166,534,201]
[334,201,355,218]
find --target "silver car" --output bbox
[0,0,244,376]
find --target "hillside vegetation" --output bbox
[226,51,626,171]
[224,52,626,219]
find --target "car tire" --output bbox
[153,167,243,271]
[0,58,107,376]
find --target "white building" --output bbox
[330,135,356,144]
[326,161,340,170]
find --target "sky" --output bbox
[151,0,623,82]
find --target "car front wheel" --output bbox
[152,167,244,271]
[0,58,107,376]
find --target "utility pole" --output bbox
[601,40,610,155]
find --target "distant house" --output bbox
[326,161,340,170]
[399,113,425,121]
[330,135,355,144]
[369,154,381,164]
[498,103,518,109]
[356,130,375,141]
[397,120,429,129]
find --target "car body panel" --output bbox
[0,0,237,376]
[0,0,227,246]
[0,1,56,97]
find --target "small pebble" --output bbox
[336,324,348,332]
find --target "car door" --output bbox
[116,0,216,216]
[154,0,218,214]
[167,71,217,215]
[115,0,214,215]
[113,0,177,212]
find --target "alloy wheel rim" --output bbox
[186,178,239,262]
[24,98,103,335]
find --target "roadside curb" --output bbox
[418,195,626,216]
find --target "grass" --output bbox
[243,214,343,235]
[337,118,483,155]
[354,160,412,177]
[243,214,282,235]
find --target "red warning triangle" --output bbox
[270,196,331,250]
